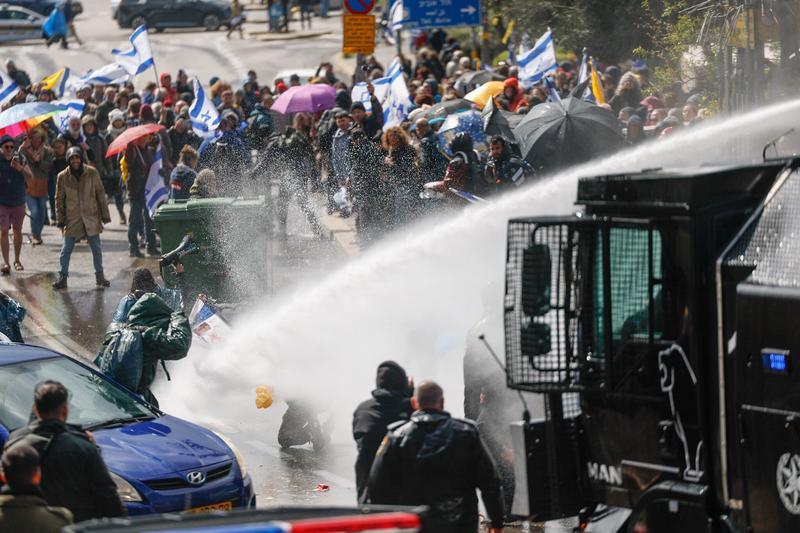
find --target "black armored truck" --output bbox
[504,158,800,531]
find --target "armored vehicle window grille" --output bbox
[724,170,800,287]
[505,220,587,392]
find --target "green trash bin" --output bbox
[153,196,272,304]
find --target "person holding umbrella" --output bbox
[0,135,32,276]
[52,147,111,290]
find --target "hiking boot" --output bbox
[95,272,110,288]
[52,273,67,290]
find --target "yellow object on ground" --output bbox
[464,81,504,110]
[255,386,273,409]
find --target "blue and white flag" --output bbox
[350,57,410,127]
[384,0,404,46]
[52,99,86,133]
[189,297,231,344]
[576,49,596,103]
[76,62,130,87]
[145,143,168,217]
[518,29,557,88]
[189,77,221,139]
[112,25,155,76]
[0,70,19,106]
[543,77,562,104]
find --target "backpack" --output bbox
[94,327,144,391]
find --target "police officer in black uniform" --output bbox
[363,381,505,533]
[484,135,533,194]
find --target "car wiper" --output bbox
[85,414,156,431]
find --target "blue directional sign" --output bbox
[403,0,481,29]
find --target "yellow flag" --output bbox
[590,59,606,105]
[40,68,65,92]
[502,21,515,45]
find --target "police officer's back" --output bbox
[4,381,126,523]
[363,381,504,533]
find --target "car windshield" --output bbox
[0,357,155,431]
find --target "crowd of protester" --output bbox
[0,29,713,284]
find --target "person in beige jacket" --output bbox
[52,146,111,290]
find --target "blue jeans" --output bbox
[25,195,47,238]
[60,234,103,274]
[320,0,329,16]
[128,197,156,253]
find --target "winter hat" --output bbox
[627,115,643,126]
[335,89,352,110]
[108,109,126,124]
[375,361,408,391]
[0,134,13,147]
[503,77,519,89]
[350,101,366,113]
[66,146,83,162]
[275,81,287,93]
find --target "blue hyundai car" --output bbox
[0,344,255,515]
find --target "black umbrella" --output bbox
[514,97,623,173]
[454,70,505,94]
[416,98,474,122]
[481,97,524,144]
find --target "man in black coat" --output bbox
[415,118,448,183]
[363,381,505,533]
[4,381,126,523]
[352,361,413,498]
[484,135,533,194]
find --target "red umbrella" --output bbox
[105,124,165,158]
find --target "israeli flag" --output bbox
[112,25,155,76]
[543,77,562,104]
[350,58,409,127]
[76,62,130,87]
[189,77,221,139]
[0,70,19,106]
[145,143,168,217]
[52,99,86,133]
[384,0,403,46]
[518,29,557,88]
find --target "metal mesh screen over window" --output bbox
[725,169,800,286]
[505,220,589,393]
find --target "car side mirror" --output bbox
[521,243,551,316]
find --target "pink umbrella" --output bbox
[271,84,336,114]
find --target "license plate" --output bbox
[187,501,233,513]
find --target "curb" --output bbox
[250,30,332,41]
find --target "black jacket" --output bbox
[5,419,126,523]
[485,152,533,193]
[352,388,412,497]
[364,410,504,532]
[417,131,448,183]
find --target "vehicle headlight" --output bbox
[213,431,247,479]
[110,472,142,502]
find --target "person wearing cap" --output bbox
[53,146,111,289]
[350,84,383,142]
[352,361,413,499]
[0,135,32,275]
[0,443,73,532]
[21,128,54,246]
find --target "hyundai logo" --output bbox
[186,471,207,485]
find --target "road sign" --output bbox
[343,0,375,15]
[403,0,481,29]
[342,14,375,55]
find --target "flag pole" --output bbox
[149,26,160,86]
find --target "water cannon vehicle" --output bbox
[503,157,800,531]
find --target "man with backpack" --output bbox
[96,269,191,407]
[4,381,126,523]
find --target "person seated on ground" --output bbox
[111,268,184,326]
[0,289,25,342]
[4,381,126,523]
[277,400,330,452]
[189,169,217,199]
[485,135,534,194]
[99,291,191,407]
[0,443,72,532]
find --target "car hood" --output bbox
[94,415,232,479]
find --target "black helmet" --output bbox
[66,146,83,162]
[450,132,473,154]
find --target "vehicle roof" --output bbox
[0,343,63,366]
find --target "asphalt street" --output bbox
[1,1,360,509]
